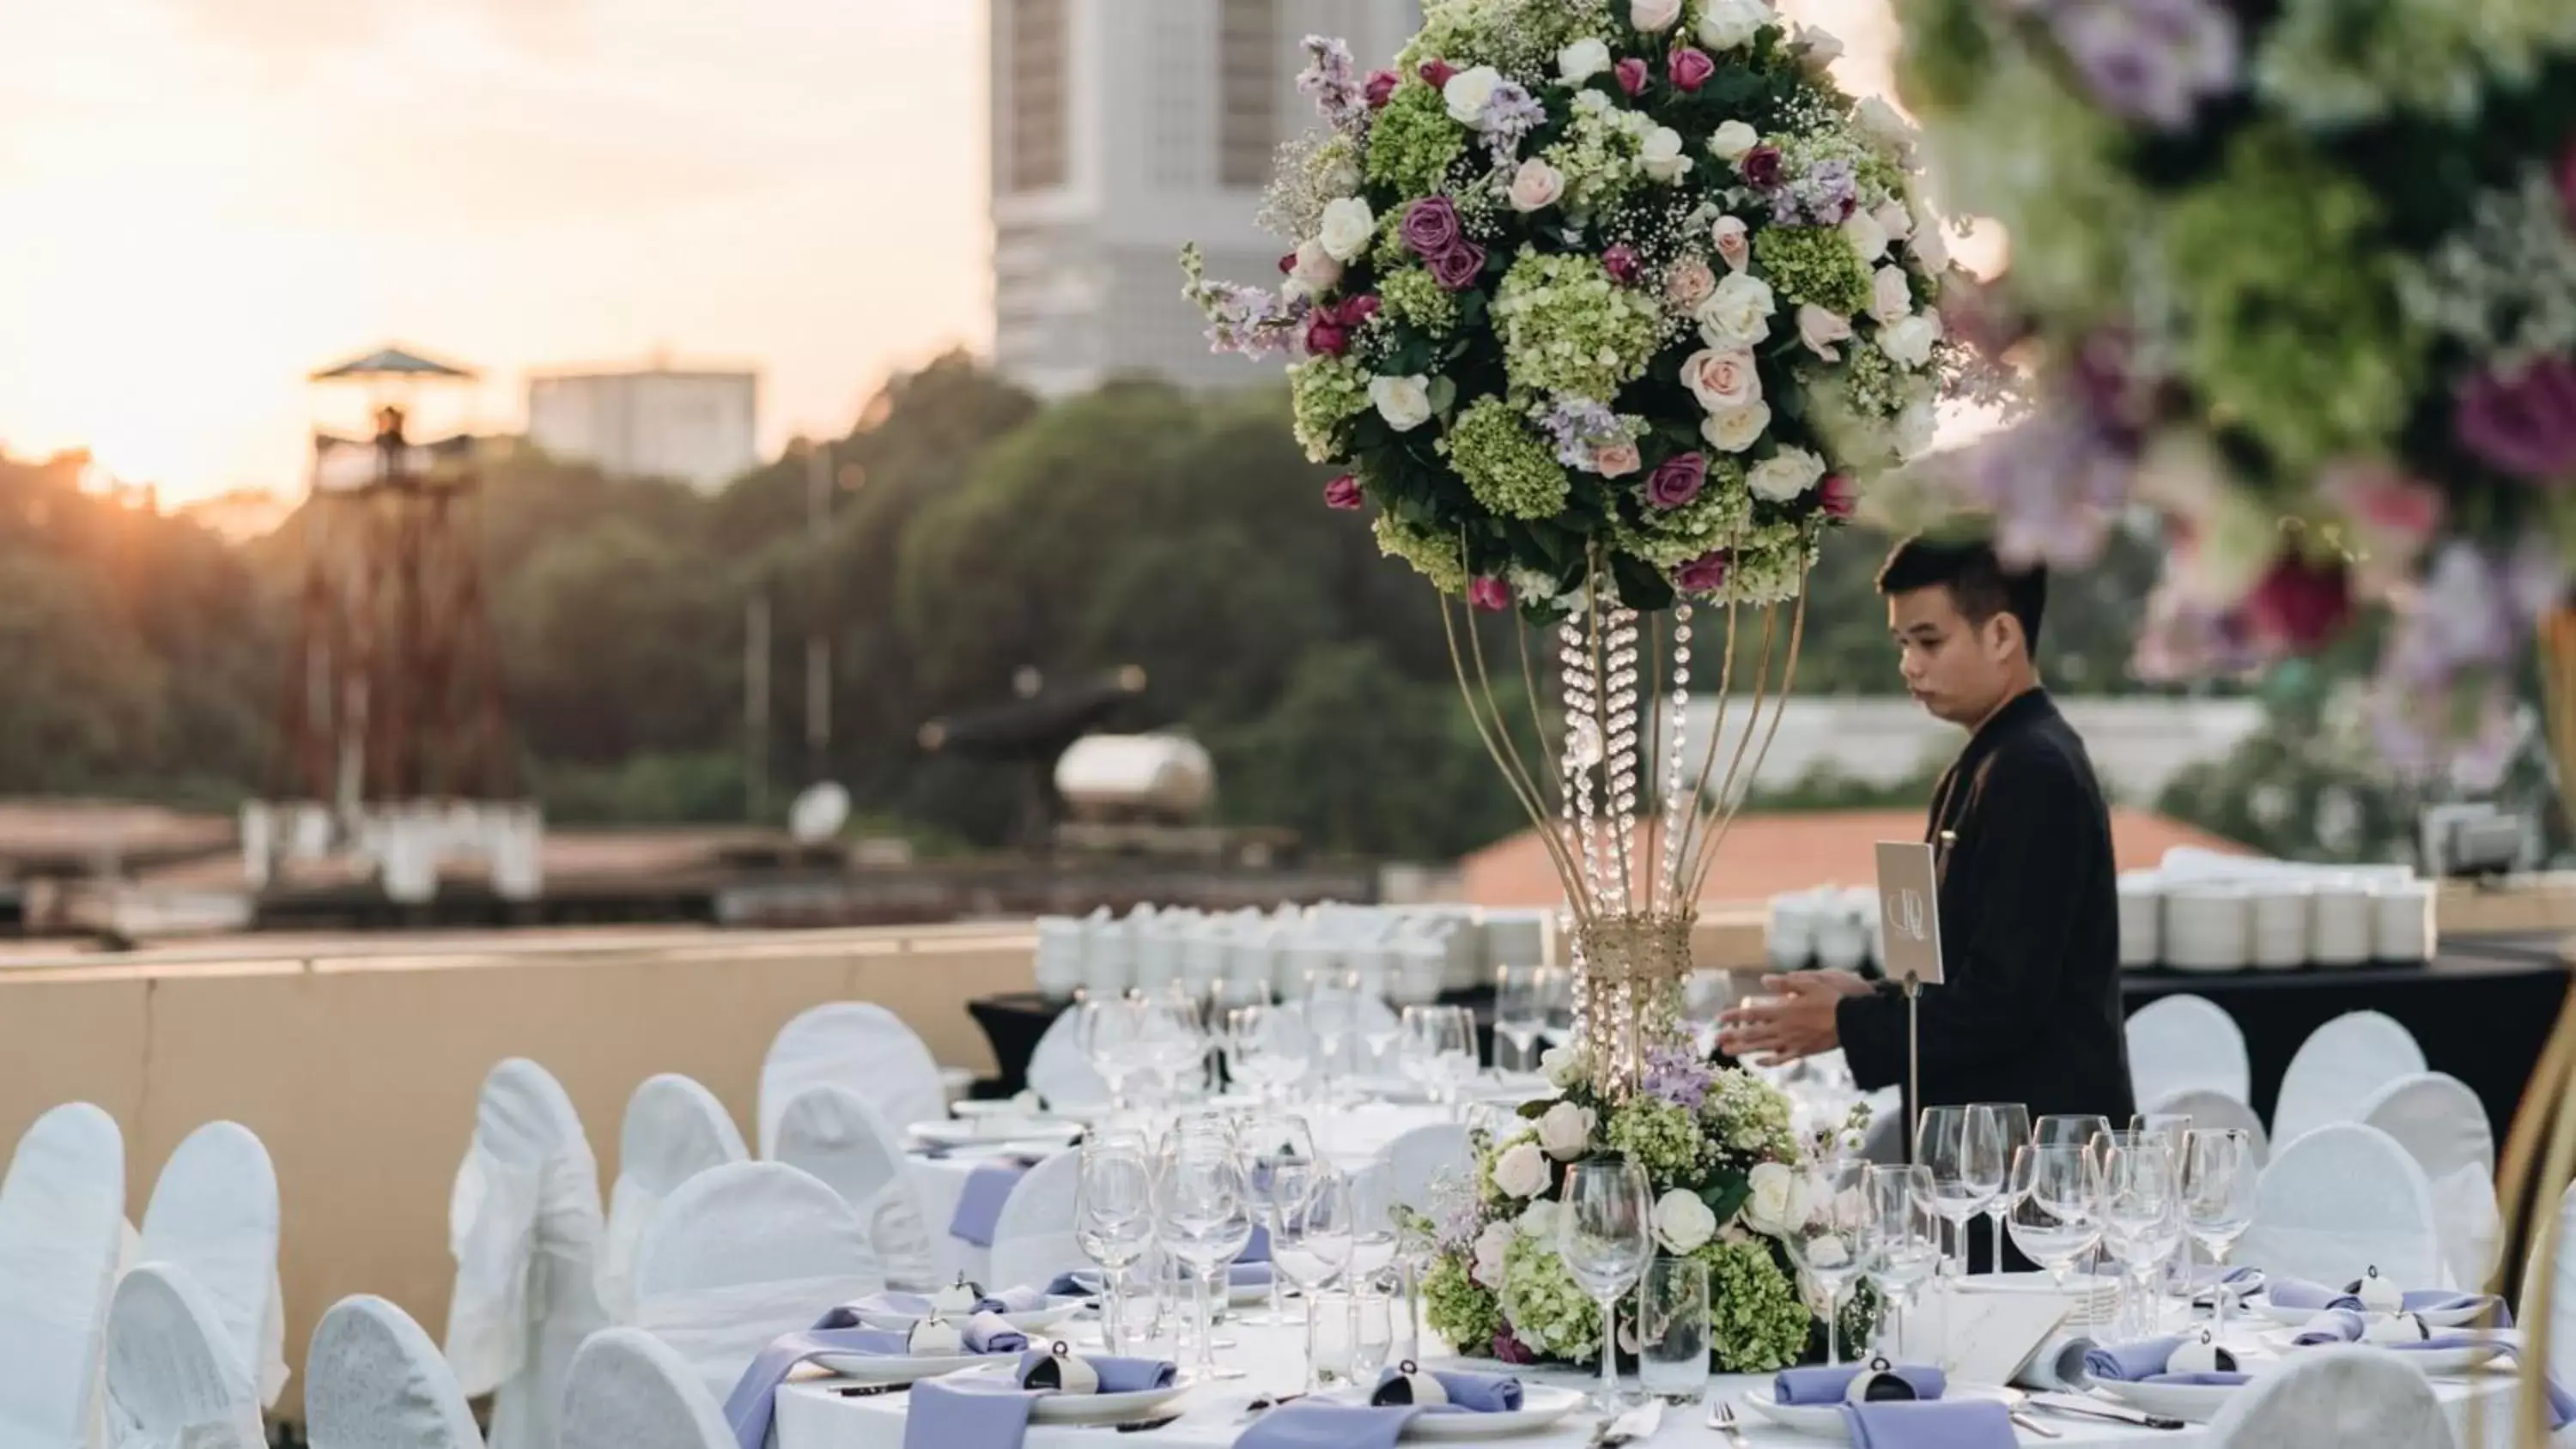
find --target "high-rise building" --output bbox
[526,364,760,492]
[989,0,1423,397]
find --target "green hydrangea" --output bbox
[1842,339,1905,417]
[1374,512,1471,595]
[1704,529,1823,605]
[1753,225,1874,316]
[2253,0,2573,128]
[1423,1250,1506,1353]
[1382,267,1461,336]
[1490,251,1668,399]
[1778,130,1905,214]
[1444,397,1571,520]
[1705,1068,1801,1161]
[1541,94,1652,214]
[1403,0,1616,76]
[1287,355,1371,464]
[1696,1237,1814,1373]
[1366,81,1467,199]
[1606,1098,1710,1181]
[1613,466,1753,568]
[1499,1231,1605,1360]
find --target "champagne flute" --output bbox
[1863,1164,1941,1357]
[2180,1129,2257,1334]
[1786,1160,1871,1366]
[1968,1103,2030,1271]
[1271,1166,1354,1391]
[1559,1158,1654,1413]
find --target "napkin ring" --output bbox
[1024,1341,1101,1393]
[906,1316,966,1355]
[1845,1355,1920,1404]
[1371,1361,1451,1407]
[2349,1264,2403,1314]
[2169,1329,2238,1374]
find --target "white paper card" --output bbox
[1874,840,1945,985]
[1928,1286,2069,1385]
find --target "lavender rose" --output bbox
[1646,452,1709,509]
[1430,240,1488,292]
[1400,197,1463,258]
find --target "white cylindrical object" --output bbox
[2308,877,2375,967]
[1034,916,1084,999]
[2116,874,2162,969]
[1054,735,1216,818]
[2161,885,2250,973]
[2372,880,2436,963]
[2248,885,2312,971]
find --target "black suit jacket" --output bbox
[1835,688,2136,1134]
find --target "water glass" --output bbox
[1862,1164,1940,1357]
[1227,1005,1314,1106]
[1915,1106,2006,1276]
[1637,1257,1711,1400]
[2180,1129,2257,1332]
[1076,1143,1157,1353]
[1307,1288,1393,1384]
[2008,1143,2103,1329]
[1348,1288,1395,1379]
[2032,1114,2111,1150]
[2098,1140,2182,1339]
[1273,1167,1355,1391]
[1560,1158,1654,1412]
[1495,964,1560,1072]
[1303,969,1361,1101]
[1967,1103,2030,1270]
[1783,1160,1870,1367]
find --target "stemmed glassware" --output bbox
[2033,1114,2110,1150]
[1783,1160,1871,1367]
[1157,1143,1253,1381]
[1237,1114,1315,1325]
[1226,1004,1314,1107]
[1398,1005,1479,1113]
[2007,1143,2104,1328]
[1560,1158,1654,1413]
[1968,1103,2030,1270]
[1495,965,1560,1074]
[1862,1164,1941,1357]
[1270,1165,1355,1391]
[1137,993,1211,1107]
[1915,1106,2007,1277]
[2097,1137,2184,1340]
[1080,996,1150,1113]
[1303,968,1359,1106]
[1076,1141,1157,1353]
[2129,1113,2193,1294]
[2180,1129,2258,1333]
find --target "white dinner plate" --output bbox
[2248,1293,2495,1330]
[1315,1384,1585,1439]
[815,1350,999,1384]
[2263,1330,2510,1375]
[855,1300,1084,1334]
[933,1364,1190,1425]
[1741,1384,2014,1439]
[952,1098,1044,1119]
[2094,1378,2246,1424]
[912,1118,1082,1149]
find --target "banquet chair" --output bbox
[101,1264,264,1449]
[758,1003,948,1159]
[558,1328,732,1449]
[989,1149,1086,1293]
[629,1161,880,1402]
[2360,1071,2500,1290]
[2272,1010,2427,1149]
[2203,1345,2455,1448]
[139,1120,289,1407]
[2238,1123,2444,1290]
[1025,1009,1111,1113]
[1377,1123,1473,1216]
[599,1075,746,1324]
[305,1295,483,1449]
[445,1058,607,1449]
[2146,1088,2271,1167]
[769,1085,940,1289]
[2124,993,2252,1108]
[0,1102,126,1449]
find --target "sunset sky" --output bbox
[0,0,1928,507]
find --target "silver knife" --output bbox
[2027,1392,2187,1430]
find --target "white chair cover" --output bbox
[1024,1010,1109,1113]
[101,1264,264,1449]
[2237,1123,2443,1290]
[2204,1344,2455,1449]
[2358,1070,2499,1289]
[2145,1088,2271,1167]
[0,1102,126,1449]
[988,1150,1085,1294]
[629,1161,880,1402]
[305,1295,482,1449]
[558,1328,731,1449]
[2272,1009,2427,1149]
[598,1076,744,1325]
[769,1086,939,1290]
[444,1059,606,1449]
[2124,994,2252,1108]
[758,1003,947,1160]
[139,1122,288,1408]
[1376,1124,1473,1216]
[2521,1179,2576,1391]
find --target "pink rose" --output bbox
[1430,240,1488,292]
[1676,549,1731,594]
[1615,58,1650,96]
[1322,474,1364,511]
[1741,144,1784,188]
[2318,460,2442,556]
[1819,473,1858,518]
[2243,552,2354,654]
[1400,196,1463,258]
[1364,69,1400,109]
[1469,576,1513,611]
[1419,58,1457,90]
[1596,442,1643,478]
[1506,158,1566,213]
[1603,245,1642,285]
[1668,46,1715,91]
[1335,294,1382,328]
[1680,347,1762,414]
[1710,215,1752,272]
[1277,252,1297,275]
[1663,257,1716,310]
[1306,316,1350,357]
[1646,452,1707,508]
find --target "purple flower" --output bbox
[1430,240,1488,292]
[1401,197,1464,258]
[1364,69,1400,109]
[1932,410,2135,571]
[2044,0,2240,131]
[1492,1331,1539,1366]
[2456,355,2576,482]
[1540,397,1629,470]
[1615,58,1650,96]
[1322,474,1364,510]
[1469,576,1513,611]
[1740,144,1784,189]
[1668,45,1716,91]
[1645,452,1707,509]
[1198,283,1309,359]
[1296,35,1369,130]
[1771,155,1857,226]
[1642,1045,1713,1109]
[1602,245,1642,285]
[1676,549,1731,594]
[1419,58,1457,90]
[1479,81,1546,161]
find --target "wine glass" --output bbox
[2033,1113,2111,1150]
[1559,1158,1654,1413]
[1076,1142,1157,1353]
[2098,1139,2183,1340]
[1495,964,1558,1073]
[1227,1003,1313,1106]
[1345,1162,1400,1289]
[2180,1129,2258,1333]
[1538,968,1575,1050]
[1303,968,1359,1105]
[2007,1143,2104,1328]
[2129,1113,2193,1294]
[1158,1147,1252,1380]
[1271,1166,1354,1391]
[1862,1164,1941,1357]
[1783,1160,1871,1367]
[1398,1004,1455,1106]
[1967,1103,2029,1271]
[1139,994,1211,1107]
[1080,996,1149,1112]
[1915,1106,2006,1278]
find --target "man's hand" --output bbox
[1716,971,1872,1065]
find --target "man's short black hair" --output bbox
[1875,536,2048,652]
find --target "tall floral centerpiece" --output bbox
[1184,0,1960,1369]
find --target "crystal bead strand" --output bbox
[1604,607,1642,916]
[1656,605,1693,913]
[1558,606,1603,1057]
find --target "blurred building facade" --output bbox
[526,364,759,491]
[988,0,1422,397]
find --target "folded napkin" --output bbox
[2266,1278,2506,1322]
[949,1164,1031,1247]
[903,1376,1045,1449]
[1235,1369,1523,1449]
[849,1285,1052,1319]
[1242,1222,1272,1264]
[1370,1366,1524,1414]
[2080,1335,2250,1386]
[1842,1400,2018,1449]
[721,1308,1032,1449]
[2009,1333,2097,1393]
[1774,1363,1947,1405]
[2290,1314,2573,1427]
[1229,1262,1274,1288]
[1015,1349,1181,1393]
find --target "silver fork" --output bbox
[1706,1401,1751,1448]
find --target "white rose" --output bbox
[1795,303,1853,361]
[1631,0,1685,32]
[1680,347,1763,415]
[1369,373,1434,432]
[1287,239,1345,300]
[1842,208,1889,264]
[1540,1043,1585,1089]
[1517,1200,1561,1240]
[1319,197,1376,263]
[1803,1236,1850,1270]
[1571,88,1615,116]
[1558,38,1613,85]
[1707,119,1760,163]
[1873,198,1913,243]
[1909,198,1950,271]
[1697,0,1773,51]
[1742,1161,1799,1234]
[1443,65,1504,125]
[1507,157,1565,213]
[1797,25,1844,64]
[1640,126,1692,183]
[1895,398,1938,458]
[1710,215,1753,273]
[1868,264,1912,326]
[1695,271,1776,348]
[1536,1101,1596,1161]
[1748,446,1825,502]
[1472,1220,1516,1288]
[1699,400,1771,453]
[1855,95,1915,149]
[1651,1189,1719,1253]
[1880,309,1944,368]
[1492,1141,1550,1198]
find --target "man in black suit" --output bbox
[1717,537,2135,1155]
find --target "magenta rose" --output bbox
[2242,552,2354,653]
[1675,548,1731,594]
[1401,197,1464,258]
[1305,315,1350,357]
[1741,143,1785,188]
[1668,45,1715,91]
[1468,575,1513,612]
[2456,355,2576,481]
[1335,293,1382,328]
[1491,1331,1539,1366]
[1322,474,1364,511]
[1818,473,1859,518]
[1614,58,1650,96]
[1430,240,1488,292]
[1602,245,1642,285]
[1645,452,1707,509]
[1364,69,1401,109]
[1277,252,1297,276]
[1419,58,1457,89]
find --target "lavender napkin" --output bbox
[1242,1222,1272,1263]
[902,1377,1044,1449]
[1370,1366,1524,1413]
[2267,1278,2506,1322]
[1841,1400,2018,1449]
[2082,1336,2214,1385]
[720,1307,1030,1449]
[1775,1363,1947,1404]
[1015,1349,1181,1393]
[850,1286,1052,1319]
[2290,1315,2573,1427]
[950,1164,1030,1247]
[1235,1404,1423,1449]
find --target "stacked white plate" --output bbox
[1953,1270,2123,1322]
[2308,877,2377,967]
[2117,873,2163,968]
[2247,883,2312,971]
[2162,884,2251,972]
[2373,879,2437,962]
